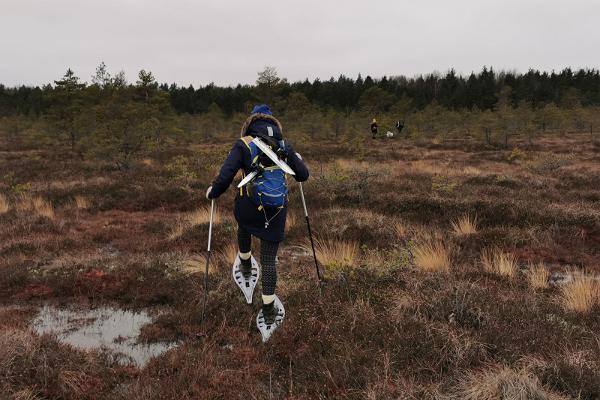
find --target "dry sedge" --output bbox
[393,220,409,239]
[0,193,9,214]
[481,248,517,278]
[481,248,495,273]
[32,196,55,220]
[313,238,358,270]
[73,195,90,209]
[220,242,238,265]
[560,275,599,313]
[412,241,451,272]
[462,166,482,176]
[527,263,550,290]
[167,221,185,241]
[451,214,478,236]
[286,211,297,232]
[496,252,517,277]
[15,194,55,220]
[169,207,221,240]
[453,365,568,400]
[179,255,217,276]
[11,388,39,400]
[15,194,33,212]
[187,206,221,227]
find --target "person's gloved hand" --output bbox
[281,142,297,159]
[206,186,213,200]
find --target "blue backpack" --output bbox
[241,136,288,208]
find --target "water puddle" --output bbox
[32,305,177,367]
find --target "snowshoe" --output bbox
[256,295,285,343]
[232,255,259,304]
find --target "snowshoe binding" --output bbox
[232,255,259,304]
[256,295,285,343]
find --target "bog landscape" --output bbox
[1,66,600,399]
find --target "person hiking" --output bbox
[205,104,309,341]
[370,118,378,139]
[395,120,404,135]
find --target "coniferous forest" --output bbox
[1,65,599,169]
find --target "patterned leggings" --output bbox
[237,226,279,296]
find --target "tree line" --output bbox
[2,65,600,117]
[0,64,598,169]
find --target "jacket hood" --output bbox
[240,113,283,140]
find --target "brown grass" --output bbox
[10,388,40,400]
[286,211,298,232]
[462,166,482,176]
[220,242,238,265]
[393,220,409,239]
[14,195,55,220]
[0,328,38,373]
[560,275,600,313]
[408,160,443,175]
[452,365,568,400]
[527,263,550,291]
[451,214,478,236]
[73,195,90,209]
[313,238,358,271]
[169,206,221,240]
[412,241,451,272]
[187,206,221,227]
[179,255,217,275]
[481,248,517,278]
[33,196,55,220]
[0,193,9,214]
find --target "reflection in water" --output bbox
[32,305,177,367]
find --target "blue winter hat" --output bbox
[251,104,272,115]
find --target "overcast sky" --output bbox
[1,0,599,87]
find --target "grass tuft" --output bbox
[313,238,358,271]
[73,195,90,209]
[14,195,55,220]
[481,248,517,278]
[453,365,568,400]
[179,255,216,276]
[220,242,238,265]
[393,220,409,240]
[560,275,599,313]
[0,193,9,214]
[33,196,55,220]
[412,241,451,272]
[187,206,221,227]
[285,211,298,232]
[527,263,550,291]
[169,206,221,240]
[451,214,478,236]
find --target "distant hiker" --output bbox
[206,104,309,341]
[395,120,404,135]
[370,118,378,139]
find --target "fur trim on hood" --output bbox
[239,113,283,138]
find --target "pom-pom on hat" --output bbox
[251,104,273,116]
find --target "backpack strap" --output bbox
[239,136,259,198]
[241,136,261,165]
[240,135,253,149]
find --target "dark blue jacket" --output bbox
[209,117,309,243]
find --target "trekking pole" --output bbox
[200,199,215,325]
[298,182,323,283]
